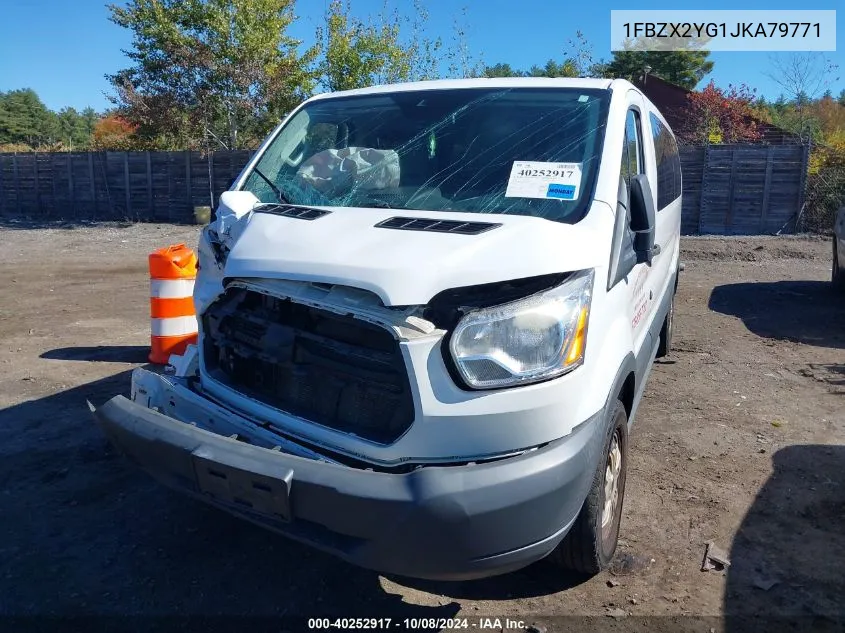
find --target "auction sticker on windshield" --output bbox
[505,161,582,200]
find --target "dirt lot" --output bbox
[0,222,843,631]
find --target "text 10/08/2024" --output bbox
[307,617,528,629]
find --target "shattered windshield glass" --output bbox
[240,87,610,223]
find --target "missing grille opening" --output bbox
[202,287,414,444]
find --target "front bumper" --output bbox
[91,392,605,581]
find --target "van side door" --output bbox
[642,111,682,311]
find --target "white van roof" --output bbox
[310,77,629,101]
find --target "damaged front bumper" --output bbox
[90,369,605,581]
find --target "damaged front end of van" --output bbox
[90,79,660,580]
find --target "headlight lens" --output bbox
[449,269,593,389]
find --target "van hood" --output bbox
[222,205,612,306]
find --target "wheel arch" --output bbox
[604,352,637,425]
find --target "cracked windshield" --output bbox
[241,88,609,223]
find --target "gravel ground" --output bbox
[0,222,843,631]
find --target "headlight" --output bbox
[449,269,593,389]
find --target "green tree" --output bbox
[481,62,523,78]
[55,107,99,150]
[108,0,315,150]
[603,50,714,89]
[0,89,56,147]
[81,107,99,142]
[482,59,578,79]
[482,32,607,80]
[316,0,440,92]
[527,59,578,78]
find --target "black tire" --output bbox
[833,240,845,289]
[547,400,629,576]
[656,291,675,358]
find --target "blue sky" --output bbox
[0,0,841,113]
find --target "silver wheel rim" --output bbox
[601,433,622,533]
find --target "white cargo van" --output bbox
[92,78,682,580]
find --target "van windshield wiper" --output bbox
[252,167,290,204]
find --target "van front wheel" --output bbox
[547,400,628,576]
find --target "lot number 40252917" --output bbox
[518,168,574,178]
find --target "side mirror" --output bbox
[629,174,657,265]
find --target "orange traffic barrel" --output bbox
[148,243,199,364]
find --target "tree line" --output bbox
[0,0,722,153]
[1,0,842,154]
[0,90,98,152]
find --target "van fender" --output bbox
[577,308,637,426]
[571,344,636,485]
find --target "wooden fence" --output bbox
[0,151,252,223]
[679,144,809,235]
[0,145,810,234]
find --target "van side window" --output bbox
[650,113,682,210]
[621,110,643,188]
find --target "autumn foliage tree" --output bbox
[678,81,762,145]
[808,95,845,147]
[92,115,138,150]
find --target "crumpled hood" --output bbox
[222,205,612,306]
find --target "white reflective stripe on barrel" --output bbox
[150,315,199,337]
[150,278,196,299]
